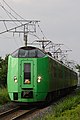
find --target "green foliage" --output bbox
[37,89,80,120]
[0,87,10,104]
[0,55,8,86]
[76,64,80,72]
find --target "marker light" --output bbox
[38,76,42,83]
[25,79,30,84]
[14,76,18,83]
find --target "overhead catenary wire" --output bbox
[0,1,34,46]
[2,0,25,20]
[3,20,7,30]
[0,2,19,26]
[0,1,46,40]
[0,2,39,37]
[0,0,49,48]
[37,23,47,40]
[0,0,29,28]
[29,33,41,40]
[0,1,23,47]
[2,0,31,25]
[0,1,29,45]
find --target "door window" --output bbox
[24,63,31,84]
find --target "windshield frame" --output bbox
[11,47,46,58]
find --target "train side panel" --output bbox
[48,57,78,92]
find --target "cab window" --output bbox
[11,48,45,58]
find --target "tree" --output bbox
[76,64,80,77]
[0,55,8,86]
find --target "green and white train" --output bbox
[7,46,78,103]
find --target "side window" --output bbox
[37,50,45,58]
[11,50,18,57]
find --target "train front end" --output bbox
[7,46,49,103]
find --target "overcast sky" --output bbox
[0,0,80,64]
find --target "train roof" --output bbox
[19,46,37,50]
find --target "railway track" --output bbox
[0,86,80,120]
[0,106,37,120]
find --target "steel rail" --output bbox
[0,106,20,119]
[0,106,37,120]
[12,108,37,120]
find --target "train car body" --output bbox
[7,46,78,103]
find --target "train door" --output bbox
[21,61,34,88]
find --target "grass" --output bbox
[37,89,80,120]
[0,86,11,105]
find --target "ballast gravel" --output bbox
[29,106,52,120]
[0,102,53,120]
[0,102,18,113]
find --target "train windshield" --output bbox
[11,47,45,58]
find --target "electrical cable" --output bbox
[37,23,47,40]
[0,2,24,45]
[0,0,25,26]
[2,0,31,25]
[0,0,47,48]
[0,3,18,26]
[2,0,25,20]
[29,33,41,40]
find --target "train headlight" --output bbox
[38,76,42,83]
[14,76,18,83]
